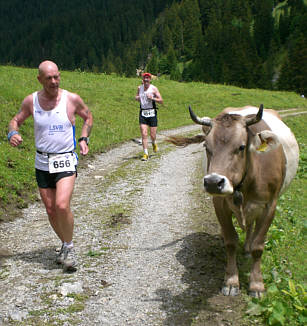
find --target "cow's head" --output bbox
[189,105,278,196]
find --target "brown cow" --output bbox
[168,105,299,297]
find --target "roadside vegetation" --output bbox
[0,65,306,325]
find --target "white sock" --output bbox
[64,241,73,249]
[144,149,148,155]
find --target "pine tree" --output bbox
[278,11,291,44]
[164,4,183,56]
[114,56,123,75]
[146,48,159,75]
[253,0,274,60]
[162,25,173,53]
[200,4,223,82]
[170,65,181,81]
[166,45,177,75]
[88,47,100,71]
[179,0,202,59]
[279,33,307,94]
[105,49,116,74]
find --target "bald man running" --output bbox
[8,60,93,272]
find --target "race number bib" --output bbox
[141,109,155,118]
[48,153,76,174]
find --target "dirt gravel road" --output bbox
[0,125,247,326]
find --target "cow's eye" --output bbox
[239,145,245,152]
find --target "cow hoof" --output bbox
[249,281,265,297]
[249,290,265,298]
[222,285,240,296]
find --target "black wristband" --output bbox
[78,137,89,145]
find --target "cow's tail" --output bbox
[166,135,206,147]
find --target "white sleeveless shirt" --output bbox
[33,90,76,171]
[139,84,155,109]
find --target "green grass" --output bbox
[1,65,306,220]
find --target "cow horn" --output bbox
[246,104,264,126]
[189,106,212,126]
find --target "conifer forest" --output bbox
[0,0,306,94]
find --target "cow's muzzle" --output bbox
[204,173,233,195]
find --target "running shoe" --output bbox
[63,246,78,272]
[141,154,149,161]
[56,243,65,265]
[152,143,158,153]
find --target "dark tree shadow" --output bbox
[1,246,62,271]
[154,232,249,326]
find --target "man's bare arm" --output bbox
[135,86,141,102]
[77,103,93,137]
[8,95,32,147]
[73,94,93,155]
[153,88,163,104]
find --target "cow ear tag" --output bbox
[257,140,268,152]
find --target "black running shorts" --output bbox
[139,109,158,127]
[35,168,77,189]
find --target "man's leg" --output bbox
[55,175,77,271]
[54,175,76,243]
[39,187,64,242]
[140,124,149,160]
[39,174,76,270]
[150,126,158,152]
[140,124,148,151]
[39,174,75,243]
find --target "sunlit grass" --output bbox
[0,64,306,218]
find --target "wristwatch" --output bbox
[78,137,89,145]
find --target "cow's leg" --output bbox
[213,198,240,296]
[244,223,253,256]
[249,201,277,297]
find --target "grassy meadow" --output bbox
[0,65,306,324]
[0,65,306,217]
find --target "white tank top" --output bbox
[139,84,155,109]
[33,90,76,171]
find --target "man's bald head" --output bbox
[38,60,59,76]
[37,60,61,93]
